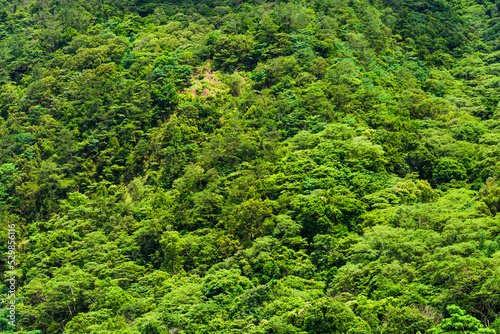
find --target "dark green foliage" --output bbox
[1,0,500,333]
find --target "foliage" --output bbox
[0,0,499,333]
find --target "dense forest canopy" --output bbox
[1,0,500,333]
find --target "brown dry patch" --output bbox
[204,59,215,83]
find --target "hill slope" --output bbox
[0,0,500,333]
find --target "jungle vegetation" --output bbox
[1,0,500,333]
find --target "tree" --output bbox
[224,198,273,242]
[300,298,371,334]
[427,305,495,334]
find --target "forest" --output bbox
[0,0,500,333]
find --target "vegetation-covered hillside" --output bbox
[1,0,500,333]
